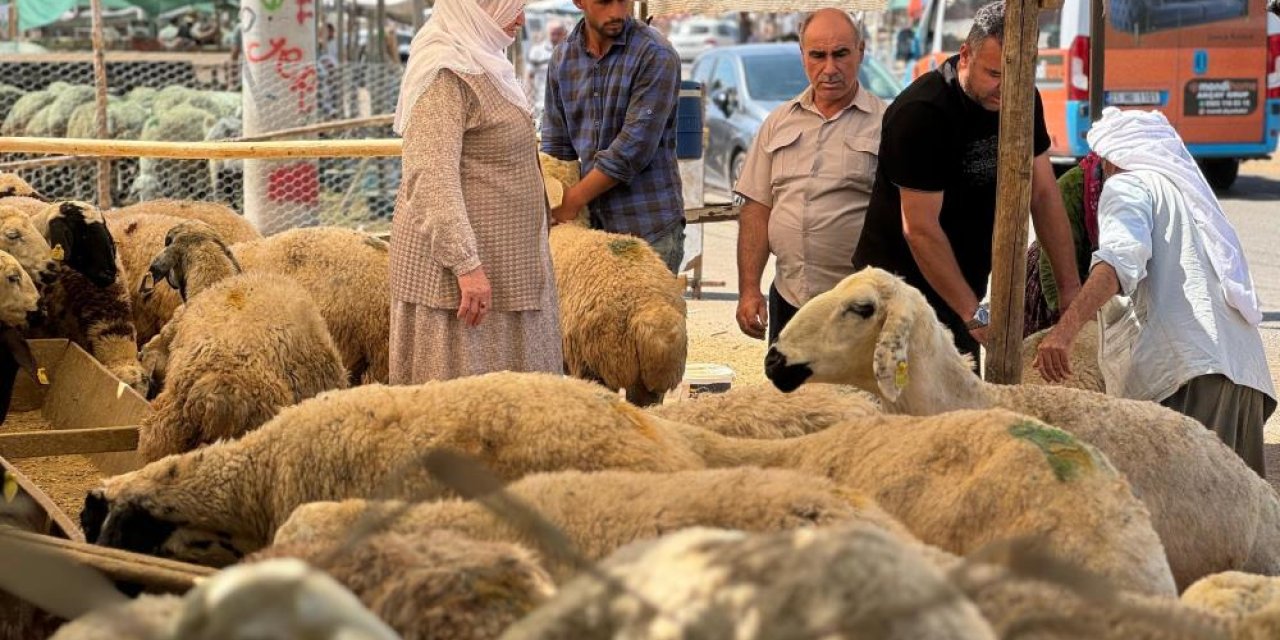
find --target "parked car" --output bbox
[669,17,740,63]
[689,43,904,201]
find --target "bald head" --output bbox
[799,9,862,48]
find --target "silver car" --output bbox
[689,43,904,201]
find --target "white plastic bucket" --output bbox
[684,363,735,396]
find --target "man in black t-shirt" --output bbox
[851,1,1081,365]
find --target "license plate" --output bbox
[1106,91,1164,106]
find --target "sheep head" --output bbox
[765,268,933,402]
[82,446,262,567]
[0,206,58,288]
[0,250,40,328]
[41,201,118,288]
[0,172,44,201]
[144,221,240,302]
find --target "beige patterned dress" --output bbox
[388,69,562,383]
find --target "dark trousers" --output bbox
[767,283,799,345]
[1160,374,1276,478]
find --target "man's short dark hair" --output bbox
[965,1,1005,51]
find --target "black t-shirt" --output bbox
[851,55,1049,328]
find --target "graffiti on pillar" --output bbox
[297,0,315,26]
[246,36,318,114]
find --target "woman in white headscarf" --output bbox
[388,0,562,383]
[1034,107,1275,477]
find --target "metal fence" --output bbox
[0,54,403,233]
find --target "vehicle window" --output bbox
[689,24,710,35]
[859,58,905,101]
[743,53,809,101]
[690,56,715,83]
[711,56,738,92]
[716,24,734,37]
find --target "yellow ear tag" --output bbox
[50,245,64,261]
[895,361,909,389]
[36,367,49,385]
[3,473,18,503]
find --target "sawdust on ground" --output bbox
[2,411,105,521]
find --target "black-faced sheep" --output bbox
[503,523,999,640]
[549,224,686,406]
[646,383,879,438]
[250,530,556,640]
[273,468,911,582]
[763,267,1280,591]
[135,224,347,461]
[81,372,704,565]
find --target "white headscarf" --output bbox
[1087,107,1262,325]
[393,0,529,135]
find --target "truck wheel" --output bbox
[1200,159,1239,192]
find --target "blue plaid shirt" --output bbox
[542,17,684,243]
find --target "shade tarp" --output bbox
[18,0,221,31]
[644,0,888,14]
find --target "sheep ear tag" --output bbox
[3,472,17,503]
[50,245,64,261]
[36,367,48,385]
[894,360,909,390]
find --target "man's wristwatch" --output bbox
[965,303,990,330]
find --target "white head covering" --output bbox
[1087,107,1262,325]
[393,0,528,135]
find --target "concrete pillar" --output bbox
[240,0,320,234]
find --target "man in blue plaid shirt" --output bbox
[542,0,686,273]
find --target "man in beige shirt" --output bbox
[734,8,886,342]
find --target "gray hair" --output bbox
[965,1,1005,51]
[798,9,863,46]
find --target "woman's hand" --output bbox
[456,266,491,327]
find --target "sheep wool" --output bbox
[83,372,704,564]
[1182,572,1280,639]
[1020,320,1104,392]
[538,152,587,226]
[251,530,556,640]
[274,467,912,582]
[766,267,1280,591]
[502,523,999,640]
[48,595,182,640]
[550,224,687,407]
[0,172,41,200]
[647,382,880,439]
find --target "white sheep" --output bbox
[764,267,1280,591]
[538,152,588,226]
[250,530,556,640]
[550,224,687,406]
[0,249,44,424]
[1182,572,1280,639]
[135,224,348,461]
[647,383,879,438]
[1021,320,1104,392]
[0,172,44,201]
[502,523,999,640]
[81,372,705,564]
[273,467,912,582]
[0,205,59,288]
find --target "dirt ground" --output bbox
[2,411,105,521]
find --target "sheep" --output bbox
[646,382,879,439]
[250,530,556,640]
[48,596,182,640]
[538,152,588,226]
[0,172,44,201]
[1,89,56,136]
[550,224,687,407]
[1021,320,1104,392]
[0,249,45,424]
[105,210,260,345]
[273,468,913,582]
[135,224,347,461]
[762,267,1280,591]
[80,372,705,565]
[17,201,145,390]
[502,523,999,640]
[229,227,390,384]
[665,408,1178,597]
[1181,572,1280,639]
[130,105,217,201]
[0,206,59,288]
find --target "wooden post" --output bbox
[7,1,17,41]
[984,0,1041,384]
[89,0,112,209]
[1088,0,1105,122]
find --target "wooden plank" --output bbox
[42,342,149,431]
[0,426,139,459]
[985,0,1041,384]
[0,456,84,542]
[9,340,69,413]
[0,137,403,160]
[3,529,213,594]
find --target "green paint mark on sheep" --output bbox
[607,238,644,260]
[1008,421,1094,482]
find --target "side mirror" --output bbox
[712,87,737,115]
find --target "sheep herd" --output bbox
[2,170,1280,639]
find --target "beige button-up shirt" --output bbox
[735,85,886,308]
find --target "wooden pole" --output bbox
[1088,0,1105,122]
[89,0,112,209]
[0,137,403,160]
[984,0,1041,384]
[2,529,213,594]
[7,1,17,41]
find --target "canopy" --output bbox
[645,0,887,14]
[17,0,231,31]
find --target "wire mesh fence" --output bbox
[0,53,403,233]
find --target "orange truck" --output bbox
[909,0,1280,189]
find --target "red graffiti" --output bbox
[245,37,318,113]
[267,162,319,205]
[296,0,314,25]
